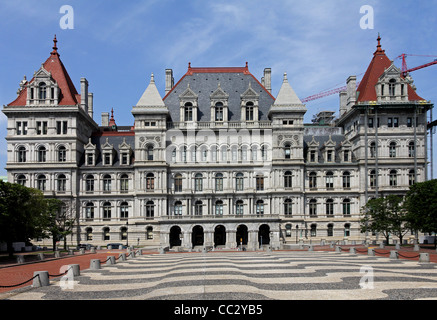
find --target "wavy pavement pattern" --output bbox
[7,251,437,300]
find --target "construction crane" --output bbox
[301,54,437,103]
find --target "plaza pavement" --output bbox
[1,247,437,301]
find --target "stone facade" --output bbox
[2,37,432,249]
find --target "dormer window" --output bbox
[389,79,396,96]
[184,102,193,121]
[39,82,47,100]
[245,102,254,121]
[215,102,224,121]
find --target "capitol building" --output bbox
[2,36,432,250]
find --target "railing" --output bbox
[167,121,272,130]
[159,214,280,220]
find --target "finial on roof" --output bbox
[188,62,191,69]
[375,33,385,54]
[283,72,288,82]
[150,73,155,83]
[245,61,248,68]
[110,108,114,120]
[51,35,59,55]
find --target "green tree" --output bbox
[360,195,409,245]
[0,181,48,256]
[404,179,437,248]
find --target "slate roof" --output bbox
[163,64,275,121]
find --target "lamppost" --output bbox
[296,225,299,244]
[126,221,129,247]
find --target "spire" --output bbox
[273,72,304,107]
[135,73,166,107]
[374,33,385,55]
[109,108,116,127]
[51,34,59,56]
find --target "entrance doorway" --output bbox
[214,225,226,247]
[236,224,248,246]
[258,224,270,246]
[192,225,204,247]
[169,226,182,247]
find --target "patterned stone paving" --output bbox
[4,250,437,300]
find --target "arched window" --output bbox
[174,201,182,215]
[146,201,154,218]
[17,174,26,186]
[103,174,112,192]
[37,174,46,191]
[389,142,397,158]
[146,173,155,191]
[235,172,244,191]
[370,142,376,158]
[235,200,244,215]
[103,202,112,219]
[85,202,94,219]
[86,227,93,241]
[325,171,334,188]
[195,173,203,192]
[181,146,187,163]
[120,174,129,192]
[369,170,376,187]
[215,200,223,215]
[120,201,129,219]
[309,172,317,189]
[342,199,351,216]
[256,174,264,191]
[344,223,351,237]
[58,146,66,162]
[184,102,193,121]
[284,143,291,159]
[103,227,110,241]
[342,171,351,188]
[389,79,396,96]
[38,146,46,162]
[408,141,415,158]
[195,200,203,216]
[215,173,223,191]
[256,200,264,215]
[326,199,334,216]
[389,169,397,186]
[147,227,153,240]
[18,146,26,163]
[309,199,317,216]
[284,171,292,188]
[39,82,47,100]
[327,224,333,237]
[284,199,292,215]
[120,227,127,241]
[174,174,182,192]
[215,102,224,121]
[86,175,95,192]
[146,145,154,161]
[409,169,416,186]
[57,174,66,192]
[245,101,254,121]
[310,224,317,237]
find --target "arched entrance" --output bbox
[258,224,270,247]
[236,224,248,246]
[169,226,182,247]
[214,225,226,247]
[192,225,204,247]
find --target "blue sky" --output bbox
[1,0,436,178]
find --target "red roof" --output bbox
[8,36,81,106]
[357,35,423,102]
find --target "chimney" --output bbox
[339,91,347,115]
[88,92,94,119]
[346,76,356,110]
[263,68,271,93]
[101,112,109,127]
[80,78,89,112]
[165,69,174,95]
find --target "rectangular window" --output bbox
[388,117,393,127]
[393,117,399,127]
